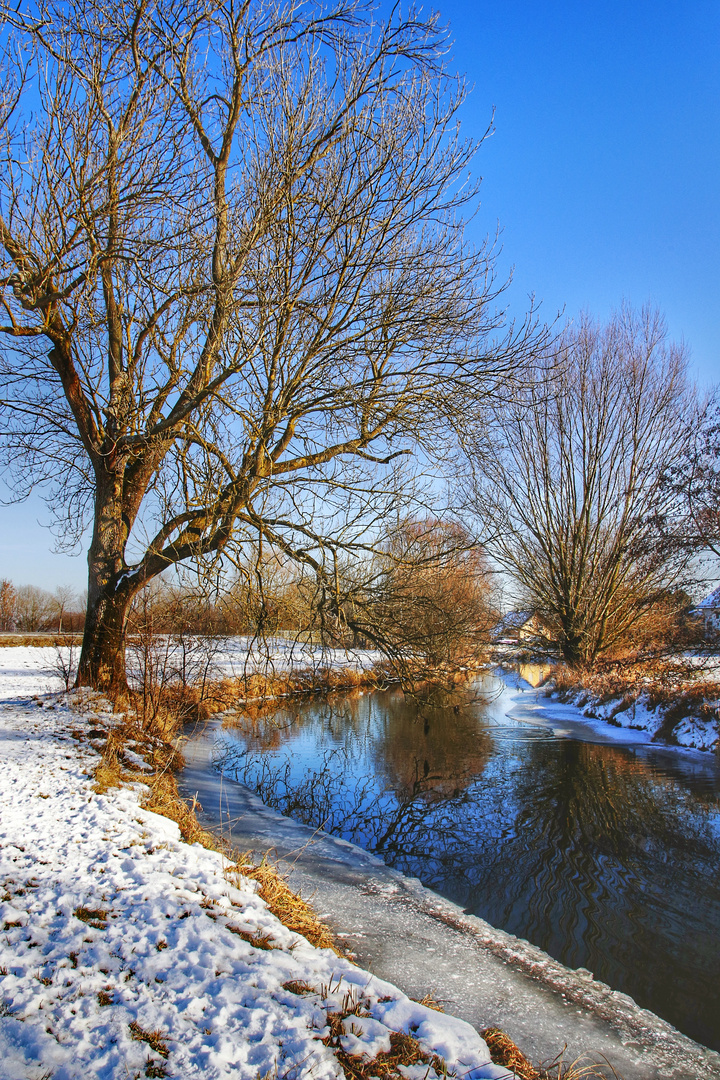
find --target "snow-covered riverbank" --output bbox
[488,651,719,753]
[547,683,719,751]
[0,648,510,1080]
[517,666,720,754]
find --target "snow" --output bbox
[122,636,383,688]
[540,684,719,753]
[498,665,719,754]
[0,647,511,1080]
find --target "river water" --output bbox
[210,670,720,1052]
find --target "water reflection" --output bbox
[517,662,554,688]
[216,681,720,1051]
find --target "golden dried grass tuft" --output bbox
[129,1020,170,1058]
[282,980,315,996]
[227,856,338,953]
[226,924,278,950]
[325,1022,447,1080]
[141,769,218,847]
[481,1028,624,1080]
[550,1054,622,1080]
[482,1027,540,1080]
[411,993,444,1013]
[73,906,107,929]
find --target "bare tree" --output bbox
[0,0,535,697]
[337,517,496,682]
[51,585,76,634]
[14,584,54,631]
[465,308,692,665]
[0,578,16,630]
[660,396,720,561]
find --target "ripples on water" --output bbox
[215,676,720,1051]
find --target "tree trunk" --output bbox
[559,623,588,668]
[76,586,131,698]
[75,478,134,699]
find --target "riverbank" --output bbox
[0,648,514,1080]
[4,648,720,1080]
[179,712,720,1080]
[535,657,720,753]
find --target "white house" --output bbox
[492,610,547,645]
[694,586,720,637]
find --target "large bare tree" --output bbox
[0,0,533,696]
[466,308,692,665]
[660,396,720,562]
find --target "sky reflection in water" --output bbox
[216,675,720,1051]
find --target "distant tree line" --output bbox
[0,581,85,633]
[1,515,498,684]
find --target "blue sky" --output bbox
[1,0,718,592]
[440,0,720,382]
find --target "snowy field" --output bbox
[196,637,383,680]
[119,635,383,688]
[0,648,511,1080]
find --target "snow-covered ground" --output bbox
[121,635,383,688]
[492,656,720,753]
[0,648,511,1080]
[200,638,383,679]
[533,678,719,753]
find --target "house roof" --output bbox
[696,586,720,610]
[492,610,536,637]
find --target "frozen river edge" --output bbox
[179,718,720,1080]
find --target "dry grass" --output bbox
[482,1027,540,1080]
[481,1029,623,1080]
[144,1062,169,1079]
[226,855,339,953]
[411,993,444,1013]
[282,980,315,996]
[226,924,278,950]
[86,709,342,955]
[218,665,392,723]
[325,1016,447,1080]
[0,633,82,647]
[548,1054,621,1080]
[141,769,220,847]
[129,1020,170,1058]
[73,906,107,929]
[550,658,720,743]
[316,985,453,1080]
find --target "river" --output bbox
[197,669,720,1054]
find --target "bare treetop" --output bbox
[464,307,693,664]
[0,0,535,693]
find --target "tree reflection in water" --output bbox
[217,683,720,1051]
